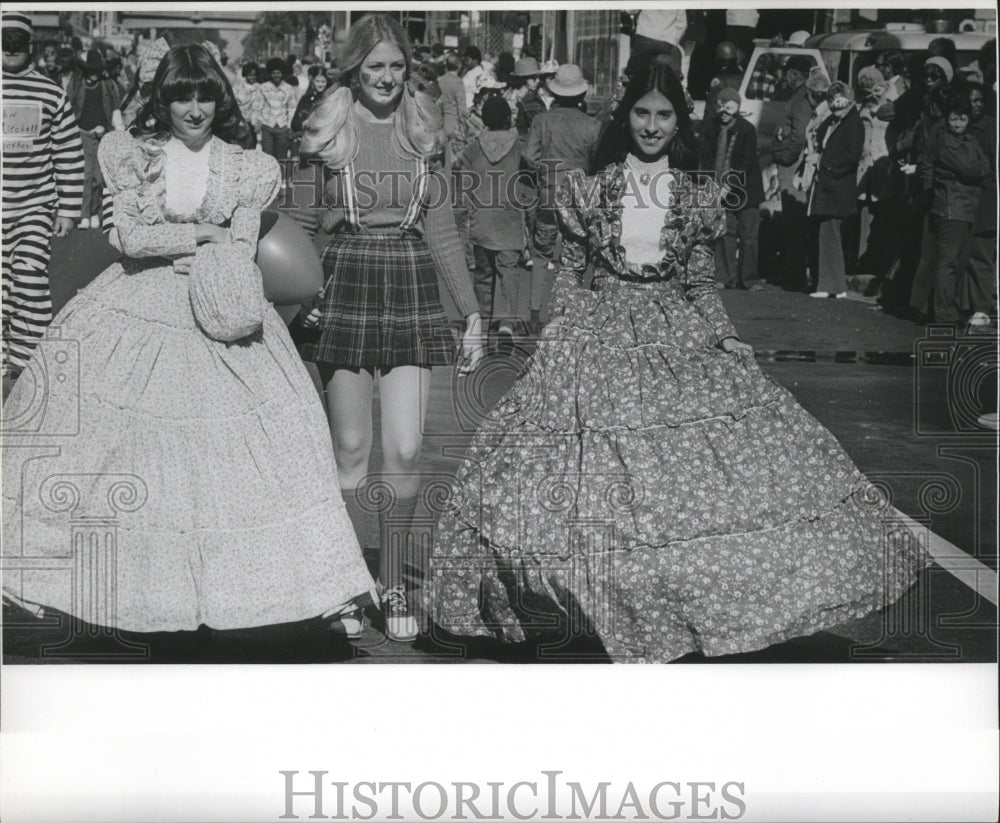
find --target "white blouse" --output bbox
[619,154,673,269]
[162,138,211,216]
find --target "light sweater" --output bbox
[323,115,478,317]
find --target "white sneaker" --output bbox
[90,214,101,230]
[833,292,847,299]
[78,217,91,230]
[809,291,830,298]
[379,583,418,642]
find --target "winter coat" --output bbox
[808,107,864,218]
[67,75,121,131]
[515,90,547,138]
[698,114,764,211]
[968,116,997,233]
[920,127,991,223]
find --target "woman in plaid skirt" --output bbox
[300,14,483,642]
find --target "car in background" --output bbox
[804,25,992,89]
[729,24,992,150]
[735,47,829,150]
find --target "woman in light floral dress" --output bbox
[427,60,931,662]
[2,45,376,635]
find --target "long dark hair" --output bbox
[591,56,699,175]
[132,44,252,147]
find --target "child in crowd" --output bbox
[1,12,83,392]
[454,96,527,342]
[521,63,600,333]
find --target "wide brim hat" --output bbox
[513,56,541,77]
[547,63,588,96]
[78,49,105,73]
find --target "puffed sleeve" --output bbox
[549,169,599,318]
[230,149,282,259]
[679,174,739,343]
[98,131,197,258]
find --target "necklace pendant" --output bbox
[639,173,651,185]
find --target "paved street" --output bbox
[2,212,997,664]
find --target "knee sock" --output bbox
[378,493,418,591]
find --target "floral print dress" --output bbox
[2,131,377,633]
[428,162,930,662]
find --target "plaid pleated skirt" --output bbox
[312,231,456,369]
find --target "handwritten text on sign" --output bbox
[3,102,43,152]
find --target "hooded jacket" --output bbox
[455,128,526,250]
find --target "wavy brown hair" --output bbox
[132,44,253,148]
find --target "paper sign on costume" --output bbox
[3,102,42,152]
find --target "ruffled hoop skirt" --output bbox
[2,259,376,633]
[428,276,931,661]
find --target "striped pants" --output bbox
[2,209,55,375]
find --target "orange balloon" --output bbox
[256,210,324,306]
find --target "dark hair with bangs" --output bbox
[591,55,699,175]
[132,44,252,147]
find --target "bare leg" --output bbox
[376,365,430,588]
[322,366,374,491]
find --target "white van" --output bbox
[727,26,993,149]
[734,47,829,150]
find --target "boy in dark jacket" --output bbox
[455,96,527,341]
[700,88,764,289]
[919,93,991,324]
[67,49,120,229]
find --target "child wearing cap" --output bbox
[2,12,84,390]
[454,96,528,343]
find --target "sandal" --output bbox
[322,600,364,639]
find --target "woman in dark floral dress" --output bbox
[427,60,930,662]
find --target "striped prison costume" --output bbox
[2,66,83,376]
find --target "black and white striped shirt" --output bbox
[2,67,84,218]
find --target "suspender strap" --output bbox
[398,156,429,231]
[340,162,360,229]
[341,156,430,232]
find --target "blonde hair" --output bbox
[341,13,412,79]
[299,12,443,166]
